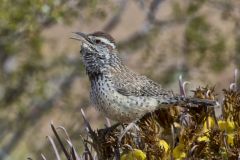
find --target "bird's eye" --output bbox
[95,39,101,44]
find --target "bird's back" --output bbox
[111,67,174,98]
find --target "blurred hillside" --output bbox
[0,0,239,159]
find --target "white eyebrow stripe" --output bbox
[96,37,116,49]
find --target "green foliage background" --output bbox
[0,0,239,159]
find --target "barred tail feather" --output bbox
[160,96,218,107]
[181,97,217,106]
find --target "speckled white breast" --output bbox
[90,75,159,122]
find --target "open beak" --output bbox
[71,32,96,52]
[70,32,91,44]
[71,32,86,41]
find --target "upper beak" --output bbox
[70,32,90,43]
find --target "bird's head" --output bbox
[72,31,122,75]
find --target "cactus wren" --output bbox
[72,31,217,123]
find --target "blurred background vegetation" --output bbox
[0,0,239,159]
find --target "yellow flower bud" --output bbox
[158,140,169,152]
[197,136,210,142]
[203,116,215,132]
[173,143,186,160]
[227,133,234,146]
[218,120,235,133]
[121,149,146,160]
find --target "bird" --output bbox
[72,31,217,123]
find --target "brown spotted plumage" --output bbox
[72,31,217,122]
